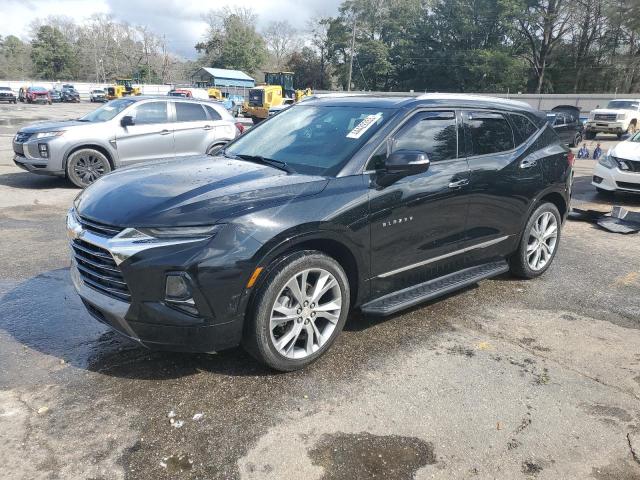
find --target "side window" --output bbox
[204,105,222,120]
[509,113,539,145]
[175,102,207,122]
[466,112,514,156]
[392,111,458,162]
[132,102,168,124]
[366,143,388,171]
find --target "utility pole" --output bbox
[347,15,356,92]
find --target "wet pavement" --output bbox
[0,103,640,479]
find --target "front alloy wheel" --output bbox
[270,268,342,359]
[66,149,111,188]
[244,251,350,371]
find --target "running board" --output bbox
[361,260,509,317]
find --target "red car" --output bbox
[25,86,51,104]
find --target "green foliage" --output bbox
[287,47,331,89]
[196,8,268,75]
[30,25,75,80]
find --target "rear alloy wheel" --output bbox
[66,149,111,188]
[571,133,582,147]
[206,143,226,156]
[244,251,350,371]
[510,203,561,279]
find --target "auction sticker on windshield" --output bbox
[347,113,383,139]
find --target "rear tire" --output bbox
[66,149,111,188]
[243,251,350,371]
[570,133,582,147]
[206,143,226,156]
[509,203,561,279]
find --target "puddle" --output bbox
[308,432,435,479]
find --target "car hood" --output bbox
[611,141,640,160]
[20,120,89,133]
[76,156,329,227]
[592,109,626,115]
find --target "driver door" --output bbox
[115,101,174,165]
[367,111,471,297]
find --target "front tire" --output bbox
[585,131,596,140]
[243,251,350,371]
[66,149,111,188]
[509,203,561,279]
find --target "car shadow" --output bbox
[0,171,76,190]
[0,268,275,381]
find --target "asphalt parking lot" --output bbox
[0,102,639,480]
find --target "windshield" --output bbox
[79,98,135,122]
[606,100,640,110]
[225,105,393,176]
[0,87,11,91]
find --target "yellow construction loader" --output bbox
[105,79,141,100]
[243,72,312,123]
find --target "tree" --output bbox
[30,25,75,79]
[0,35,32,79]
[263,20,299,70]
[196,7,267,75]
[512,0,574,93]
[287,47,331,89]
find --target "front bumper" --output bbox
[585,121,625,133]
[592,163,640,193]
[12,136,66,175]
[66,210,248,352]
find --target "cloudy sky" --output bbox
[2,0,343,58]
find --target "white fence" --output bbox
[3,80,639,112]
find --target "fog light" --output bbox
[593,176,603,184]
[165,274,191,300]
[38,143,48,158]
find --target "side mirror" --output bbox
[121,115,134,127]
[385,150,430,175]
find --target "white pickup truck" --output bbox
[585,99,640,139]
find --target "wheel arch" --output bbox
[244,231,366,315]
[64,144,115,171]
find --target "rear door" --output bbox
[172,102,211,156]
[115,101,174,165]
[462,110,544,259]
[203,104,237,145]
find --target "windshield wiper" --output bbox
[230,153,293,173]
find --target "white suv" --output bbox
[592,132,640,194]
[13,96,241,188]
[585,99,640,139]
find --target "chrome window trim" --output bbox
[376,235,510,278]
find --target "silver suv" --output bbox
[13,96,240,187]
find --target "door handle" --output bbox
[448,178,469,189]
[203,125,213,130]
[520,158,537,169]
[159,129,171,135]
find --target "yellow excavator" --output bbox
[105,79,141,100]
[243,72,312,123]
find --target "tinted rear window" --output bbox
[509,113,540,145]
[204,105,222,120]
[175,102,207,122]
[466,112,514,155]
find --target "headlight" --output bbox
[32,131,65,139]
[599,154,617,169]
[119,224,225,242]
[617,113,626,120]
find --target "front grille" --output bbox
[620,159,640,173]
[71,238,131,302]
[77,215,123,237]
[248,89,264,107]
[0,92,13,97]
[616,181,640,191]
[594,113,617,121]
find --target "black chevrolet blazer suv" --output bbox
[67,94,572,371]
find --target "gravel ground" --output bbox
[0,101,639,480]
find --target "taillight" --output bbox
[235,122,245,134]
[567,151,575,167]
